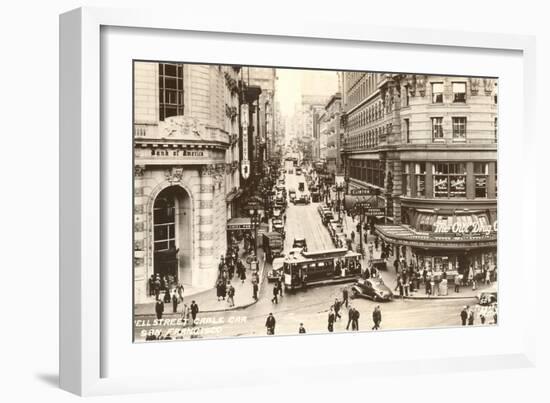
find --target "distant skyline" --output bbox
[275,68,338,118]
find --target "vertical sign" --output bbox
[241,104,250,179]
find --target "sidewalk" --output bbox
[134,247,268,317]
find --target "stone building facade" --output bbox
[133,62,241,303]
[342,72,498,274]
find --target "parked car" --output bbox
[350,277,393,301]
[477,283,498,306]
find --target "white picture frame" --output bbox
[60,7,537,396]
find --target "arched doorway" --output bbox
[153,186,192,287]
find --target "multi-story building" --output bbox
[324,93,343,175]
[342,72,498,274]
[133,62,243,302]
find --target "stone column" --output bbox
[133,165,148,303]
[196,164,216,288]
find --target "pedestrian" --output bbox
[485,268,491,285]
[334,298,342,320]
[460,306,468,326]
[190,300,199,326]
[467,308,475,326]
[454,274,462,293]
[277,276,283,297]
[342,287,349,308]
[176,283,184,302]
[403,275,410,297]
[352,306,360,331]
[226,283,235,307]
[155,299,164,320]
[271,283,279,304]
[374,236,379,251]
[393,258,399,273]
[328,307,335,332]
[240,267,246,284]
[171,291,178,313]
[350,231,355,243]
[346,305,354,331]
[397,276,404,298]
[298,323,306,334]
[372,306,381,330]
[182,303,190,326]
[434,274,441,296]
[265,313,276,335]
[216,280,223,301]
[252,281,259,301]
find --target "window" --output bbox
[404,119,410,143]
[415,163,426,197]
[433,163,467,198]
[153,197,176,251]
[404,87,410,106]
[474,162,488,198]
[452,117,467,141]
[432,82,443,103]
[159,63,184,121]
[432,117,444,140]
[494,117,498,142]
[452,82,466,103]
[494,164,498,198]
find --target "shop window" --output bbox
[415,163,426,197]
[452,82,466,103]
[452,117,467,141]
[432,117,444,141]
[431,82,443,103]
[159,63,184,121]
[433,163,467,198]
[474,162,488,198]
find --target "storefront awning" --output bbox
[375,224,497,250]
[227,217,252,231]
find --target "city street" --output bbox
[283,171,333,251]
[134,170,487,342]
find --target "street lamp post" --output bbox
[250,207,260,257]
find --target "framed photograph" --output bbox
[60,7,536,396]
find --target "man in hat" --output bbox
[265,313,276,335]
[460,306,468,326]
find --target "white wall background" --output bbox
[0,0,547,401]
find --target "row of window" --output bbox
[348,100,384,131]
[346,73,380,109]
[348,160,385,188]
[401,117,498,143]
[430,82,467,103]
[401,162,496,199]
[346,126,385,150]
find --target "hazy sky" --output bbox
[275,68,338,117]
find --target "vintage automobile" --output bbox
[350,277,393,301]
[292,237,308,252]
[288,189,297,202]
[476,283,498,306]
[293,194,310,205]
[267,257,285,282]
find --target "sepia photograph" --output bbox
[132,62,498,342]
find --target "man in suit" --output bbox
[460,306,468,326]
[346,305,355,331]
[265,313,276,335]
[372,306,381,330]
[190,300,199,326]
[155,299,164,320]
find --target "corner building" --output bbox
[342,73,498,274]
[133,62,241,303]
